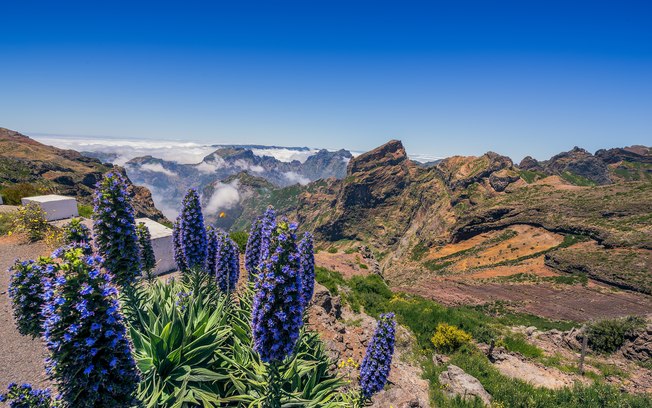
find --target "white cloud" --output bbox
[205,180,241,215]
[250,147,319,163]
[408,153,445,163]
[32,135,218,165]
[139,162,177,177]
[234,159,264,173]
[195,157,227,173]
[283,171,310,185]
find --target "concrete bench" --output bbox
[135,217,176,276]
[21,195,79,221]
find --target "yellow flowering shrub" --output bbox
[431,323,472,353]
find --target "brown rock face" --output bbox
[621,324,652,363]
[315,140,415,244]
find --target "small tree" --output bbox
[42,246,140,407]
[8,257,55,337]
[136,222,156,279]
[93,171,141,288]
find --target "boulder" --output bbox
[621,324,652,363]
[311,283,342,318]
[439,365,492,406]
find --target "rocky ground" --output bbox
[307,283,431,407]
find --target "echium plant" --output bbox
[359,313,396,402]
[251,218,304,406]
[62,217,92,249]
[8,257,56,338]
[0,383,58,408]
[205,226,219,275]
[172,218,187,271]
[42,246,140,408]
[298,232,315,309]
[136,222,156,278]
[245,207,277,283]
[92,171,141,288]
[215,231,240,292]
[178,189,207,270]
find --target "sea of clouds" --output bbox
[33,134,326,166]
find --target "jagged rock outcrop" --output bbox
[315,140,418,244]
[595,146,652,165]
[489,168,521,192]
[519,155,541,171]
[542,147,611,185]
[621,324,652,363]
[439,365,492,406]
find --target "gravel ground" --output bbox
[0,235,53,391]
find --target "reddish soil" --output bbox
[397,278,652,322]
[315,251,369,279]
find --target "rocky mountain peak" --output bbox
[348,139,407,174]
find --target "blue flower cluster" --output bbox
[215,230,240,292]
[92,171,141,288]
[251,218,304,363]
[8,257,55,337]
[0,383,57,408]
[42,246,140,407]
[258,207,276,263]
[62,217,92,252]
[297,232,315,309]
[172,219,188,271]
[359,313,396,399]
[136,222,156,277]
[244,216,262,280]
[176,189,207,270]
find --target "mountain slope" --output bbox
[0,127,166,222]
[234,140,652,309]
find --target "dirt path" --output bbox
[0,236,52,390]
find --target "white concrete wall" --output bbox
[135,217,176,276]
[21,195,78,221]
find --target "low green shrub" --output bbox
[587,316,645,354]
[229,230,248,253]
[0,183,47,205]
[500,333,543,358]
[314,266,346,295]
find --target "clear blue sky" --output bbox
[1,0,650,161]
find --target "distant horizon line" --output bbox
[20,129,647,165]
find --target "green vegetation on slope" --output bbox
[315,269,650,407]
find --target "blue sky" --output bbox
[1,1,650,161]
